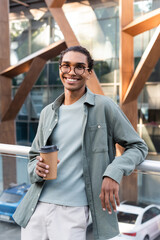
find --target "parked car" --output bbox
[0,183,30,223]
[117,201,160,240]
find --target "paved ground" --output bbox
[0,221,160,240]
[0,221,20,239]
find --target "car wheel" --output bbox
[143,236,149,240]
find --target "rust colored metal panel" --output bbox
[120,173,138,202]
[11,0,29,7]
[1,57,46,122]
[119,101,138,202]
[123,25,160,104]
[45,0,66,8]
[119,0,137,202]
[119,0,134,103]
[0,40,67,78]
[0,120,15,144]
[123,8,160,36]
[0,0,10,70]
[0,40,67,121]
[121,100,138,130]
[0,0,16,147]
[0,76,12,117]
[0,0,9,22]
[46,7,79,47]
[87,71,105,95]
[0,120,16,189]
[0,60,32,78]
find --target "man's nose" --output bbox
[69,66,76,75]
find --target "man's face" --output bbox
[59,51,91,93]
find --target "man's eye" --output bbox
[76,66,84,70]
[62,64,70,69]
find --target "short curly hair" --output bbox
[59,46,94,72]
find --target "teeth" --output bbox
[67,79,77,82]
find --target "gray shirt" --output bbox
[13,88,148,239]
[39,94,88,206]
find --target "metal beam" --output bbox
[119,0,134,103]
[45,0,66,8]
[1,57,46,121]
[0,40,67,78]
[123,24,160,104]
[123,8,160,36]
[47,7,79,47]
[11,0,29,7]
[1,40,67,121]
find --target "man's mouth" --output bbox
[67,79,78,82]
[64,77,80,82]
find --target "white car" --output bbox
[116,201,160,240]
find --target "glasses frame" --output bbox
[59,64,90,75]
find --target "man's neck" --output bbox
[63,88,86,105]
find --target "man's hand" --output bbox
[99,177,120,214]
[36,156,60,178]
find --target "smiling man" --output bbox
[13,46,148,240]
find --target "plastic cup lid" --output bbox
[39,145,59,153]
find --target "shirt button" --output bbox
[55,119,57,122]
[31,208,34,212]
[98,125,101,128]
[49,128,52,131]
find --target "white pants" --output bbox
[21,202,89,240]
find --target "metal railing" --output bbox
[0,143,160,173]
[0,143,30,156]
[1,143,160,240]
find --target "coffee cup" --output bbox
[40,145,59,180]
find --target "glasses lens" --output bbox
[60,65,70,73]
[74,67,85,75]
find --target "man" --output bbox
[13,46,148,240]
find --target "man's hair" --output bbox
[59,46,94,71]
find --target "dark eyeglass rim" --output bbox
[59,65,90,75]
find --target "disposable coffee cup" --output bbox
[40,145,59,180]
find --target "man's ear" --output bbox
[86,70,92,81]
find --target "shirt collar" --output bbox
[52,87,95,110]
[84,87,95,106]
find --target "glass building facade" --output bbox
[9,0,160,159]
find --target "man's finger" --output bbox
[99,191,106,211]
[36,168,46,178]
[37,161,49,169]
[105,191,112,214]
[114,190,120,207]
[109,191,117,212]
[36,156,43,161]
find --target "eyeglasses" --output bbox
[59,64,90,75]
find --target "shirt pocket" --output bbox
[88,123,108,153]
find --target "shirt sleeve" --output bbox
[28,110,45,184]
[103,103,148,184]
